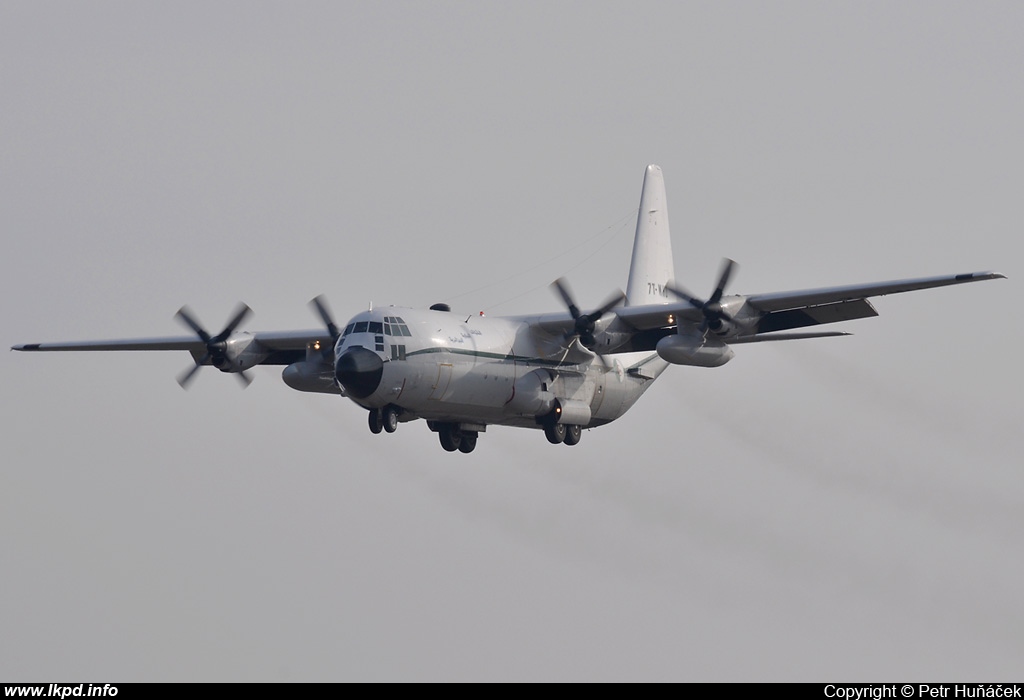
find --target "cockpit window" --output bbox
[368,321,383,334]
[343,323,354,337]
[354,321,368,333]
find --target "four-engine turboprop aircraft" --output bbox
[13,165,1005,454]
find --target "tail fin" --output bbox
[625,164,676,306]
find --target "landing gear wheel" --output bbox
[458,432,478,454]
[544,423,566,444]
[439,424,462,452]
[368,409,383,434]
[564,424,582,446]
[382,405,399,433]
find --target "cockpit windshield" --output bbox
[342,316,411,339]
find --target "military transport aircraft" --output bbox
[13,165,1005,454]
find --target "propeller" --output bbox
[551,278,626,349]
[174,303,253,389]
[666,258,738,332]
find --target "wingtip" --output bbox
[958,271,1007,281]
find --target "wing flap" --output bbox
[755,298,878,334]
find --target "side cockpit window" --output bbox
[384,316,412,337]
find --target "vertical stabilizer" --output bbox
[625,165,676,306]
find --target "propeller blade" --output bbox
[590,289,626,319]
[216,303,253,341]
[310,295,341,340]
[176,352,211,389]
[664,283,706,310]
[708,258,737,305]
[175,306,211,342]
[551,278,582,319]
[235,370,253,388]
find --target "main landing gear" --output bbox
[544,422,583,446]
[437,423,478,454]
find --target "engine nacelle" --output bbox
[656,331,734,367]
[215,334,271,372]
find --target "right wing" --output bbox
[12,329,330,363]
[612,269,1005,345]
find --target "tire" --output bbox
[368,409,383,434]
[458,432,477,454]
[439,424,461,452]
[382,405,399,433]
[564,424,582,446]
[544,423,566,444]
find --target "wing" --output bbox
[13,336,205,352]
[13,297,341,388]
[613,269,1006,343]
[12,329,329,360]
[743,271,1006,312]
[13,329,333,390]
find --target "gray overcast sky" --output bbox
[2,1,1021,682]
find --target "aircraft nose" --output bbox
[335,347,383,398]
